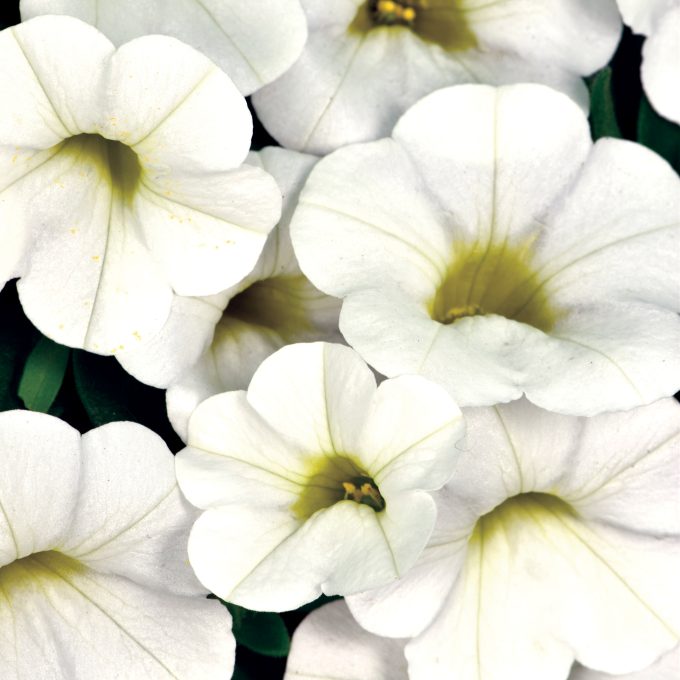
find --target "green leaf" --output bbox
[72,350,183,449]
[18,337,70,413]
[637,95,680,172]
[587,68,622,140]
[227,604,291,658]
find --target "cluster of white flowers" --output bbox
[0,1,678,678]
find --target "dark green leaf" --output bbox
[72,350,183,449]
[18,337,70,413]
[0,283,38,411]
[587,68,622,140]
[228,604,291,658]
[637,95,680,172]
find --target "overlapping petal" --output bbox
[284,600,408,680]
[20,0,308,95]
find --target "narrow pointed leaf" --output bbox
[588,68,622,140]
[18,336,70,413]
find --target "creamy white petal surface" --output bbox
[119,147,341,441]
[0,410,234,680]
[347,398,680,680]
[252,0,620,153]
[617,0,676,34]
[570,644,680,680]
[292,84,680,415]
[284,600,408,680]
[176,342,464,611]
[20,0,307,95]
[641,5,680,125]
[0,16,281,354]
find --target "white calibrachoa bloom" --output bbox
[0,410,234,679]
[117,147,342,442]
[0,16,281,355]
[284,600,680,680]
[252,0,622,154]
[292,83,680,416]
[20,0,308,95]
[346,398,680,680]
[175,341,464,611]
[617,0,680,125]
[284,600,408,680]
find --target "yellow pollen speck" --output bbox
[133,331,142,341]
[11,154,17,163]
[91,255,100,262]
[69,228,78,235]
[402,6,416,20]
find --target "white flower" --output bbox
[617,0,680,125]
[252,0,622,154]
[116,147,341,441]
[175,341,464,611]
[284,600,408,680]
[291,83,680,416]
[20,0,308,95]
[347,398,680,680]
[0,410,234,679]
[0,16,281,355]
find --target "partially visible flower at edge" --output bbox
[0,410,234,679]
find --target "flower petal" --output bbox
[246,342,377,456]
[21,0,308,95]
[0,411,80,567]
[641,6,680,125]
[570,644,680,679]
[391,84,592,247]
[616,0,675,35]
[284,600,408,680]
[59,422,202,596]
[406,497,679,680]
[0,552,234,680]
[292,138,450,300]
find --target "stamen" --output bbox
[441,303,485,325]
[342,476,386,512]
[371,0,422,27]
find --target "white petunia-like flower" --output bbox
[20,0,308,95]
[252,0,622,154]
[0,410,234,679]
[116,147,342,442]
[284,600,408,680]
[617,0,680,125]
[291,83,680,416]
[175,341,464,611]
[0,16,281,355]
[285,601,680,680]
[347,398,680,680]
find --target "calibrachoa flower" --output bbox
[617,0,680,124]
[175,341,464,611]
[284,600,408,680]
[0,410,234,679]
[117,147,342,442]
[20,0,308,95]
[347,398,680,680]
[0,16,281,354]
[292,83,680,416]
[252,0,622,154]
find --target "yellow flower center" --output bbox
[223,274,315,340]
[429,240,559,332]
[349,0,477,52]
[291,455,386,519]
